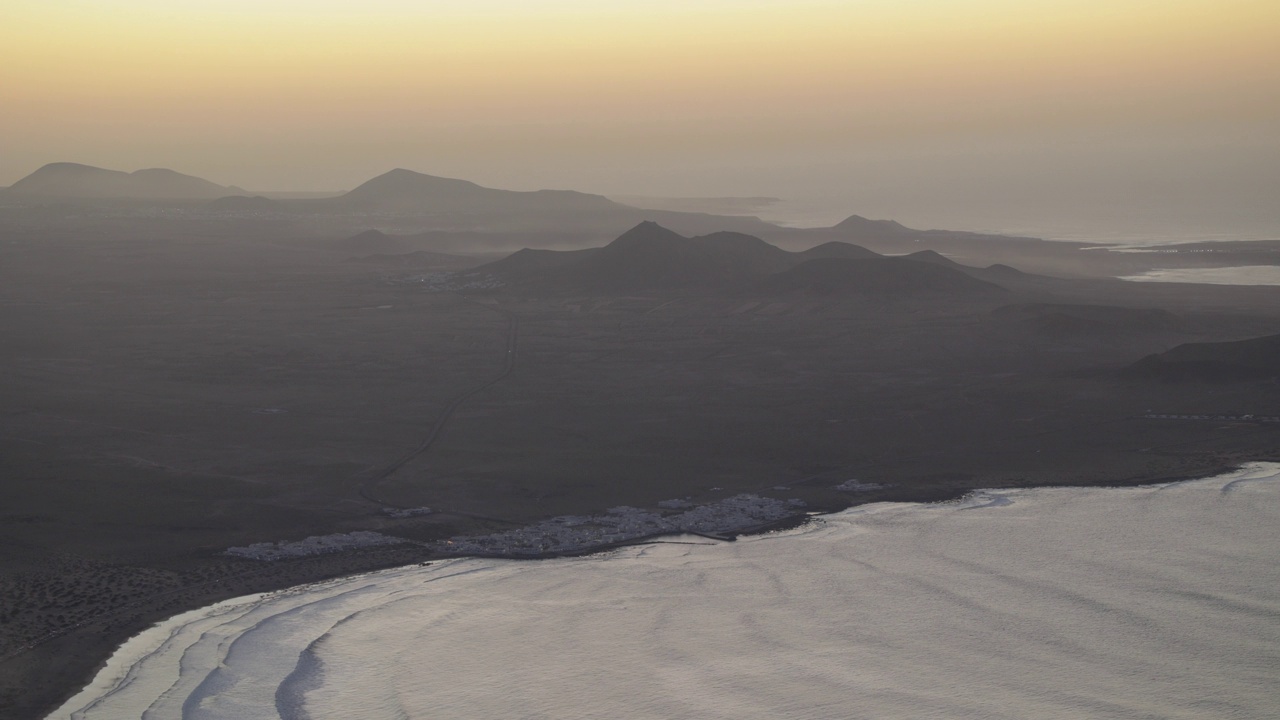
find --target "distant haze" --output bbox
[3,1,1278,238]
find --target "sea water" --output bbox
[49,464,1280,719]
[1118,266,1280,286]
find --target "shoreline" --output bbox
[17,458,1268,720]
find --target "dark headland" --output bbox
[2,165,1279,718]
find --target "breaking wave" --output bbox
[50,463,1280,719]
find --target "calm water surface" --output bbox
[1119,266,1280,286]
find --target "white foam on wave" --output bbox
[48,463,1280,719]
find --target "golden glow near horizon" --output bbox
[2,0,1278,191]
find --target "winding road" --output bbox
[358,298,519,507]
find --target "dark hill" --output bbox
[304,169,793,238]
[982,264,1029,278]
[832,215,912,236]
[327,168,622,216]
[1123,334,1280,382]
[903,249,962,267]
[900,250,1066,290]
[600,220,688,251]
[753,257,1007,299]
[339,169,489,211]
[486,222,809,293]
[668,231,799,276]
[477,222,886,294]
[479,247,600,276]
[798,241,881,261]
[8,163,240,200]
[966,262,1077,290]
[547,222,795,291]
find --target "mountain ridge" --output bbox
[326,168,624,216]
[1124,334,1280,382]
[476,221,1008,298]
[7,162,243,200]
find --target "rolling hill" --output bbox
[831,215,913,236]
[477,221,801,292]
[304,169,788,237]
[1123,333,1280,382]
[795,241,881,261]
[474,221,1007,299]
[321,168,623,217]
[6,163,244,200]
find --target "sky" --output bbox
[3,0,1278,235]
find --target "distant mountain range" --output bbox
[306,169,793,237]
[755,256,1005,299]
[304,170,1070,268]
[4,163,1076,271]
[1,164,783,235]
[5,162,245,200]
[330,168,620,215]
[469,221,1007,298]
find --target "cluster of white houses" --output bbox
[836,479,887,492]
[386,270,503,291]
[224,494,808,562]
[225,531,405,561]
[436,494,807,557]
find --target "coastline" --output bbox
[14,457,1269,720]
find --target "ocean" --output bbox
[49,464,1280,719]
[1118,267,1280,286]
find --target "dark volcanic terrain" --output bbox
[1124,333,1280,382]
[1,177,1278,717]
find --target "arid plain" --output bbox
[2,167,1279,717]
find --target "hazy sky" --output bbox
[3,0,1278,234]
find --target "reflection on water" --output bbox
[1119,266,1280,285]
[49,464,1280,720]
